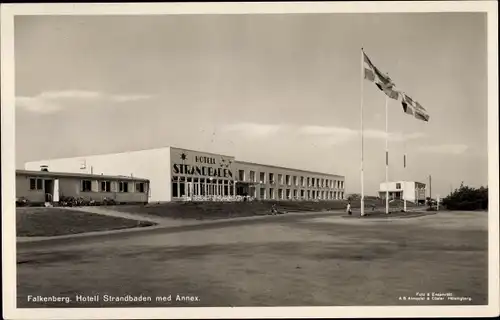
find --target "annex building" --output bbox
[378,181,427,204]
[16,168,149,205]
[25,147,346,203]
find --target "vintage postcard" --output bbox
[1,1,498,319]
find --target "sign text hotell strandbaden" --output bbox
[172,153,233,178]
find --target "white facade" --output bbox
[378,181,426,203]
[25,148,172,202]
[25,146,346,203]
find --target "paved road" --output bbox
[16,210,488,308]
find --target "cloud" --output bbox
[16,90,153,114]
[417,144,469,155]
[221,123,283,137]
[220,123,426,145]
[299,125,425,142]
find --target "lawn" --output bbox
[16,208,155,237]
[112,199,416,221]
[16,211,488,307]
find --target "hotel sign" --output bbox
[171,150,233,178]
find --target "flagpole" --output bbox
[360,48,365,216]
[403,138,407,212]
[385,95,389,214]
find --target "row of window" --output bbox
[172,180,233,198]
[28,178,146,193]
[262,188,344,200]
[81,179,146,193]
[238,170,344,189]
[171,179,344,200]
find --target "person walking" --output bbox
[346,201,352,215]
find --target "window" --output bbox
[259,172,266,183]
[260,188,266,199]
[250,171,256,182]
[396,183,402,189]
[29,178,44,190]
[301,190,305,198]
[136,182,145,193]
[293,176,298,186]
[286,189,291,199]
[278,189,283,199]
[293,189,298,197]
[81,180,92,192]
[119,181,129,193]
[278,174,283,185]
[172,177,179,198]
[238,170,245,181]
[269,173,275,184]
[100,181,111,192]
[300,176,305,187]
[307,177,311,187]
[269,188,275,199]
[286,175,291,185]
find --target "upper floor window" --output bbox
[249,171,256,182]
[238,170,245,181]
[259,172,266,183]
[269,173,275,184]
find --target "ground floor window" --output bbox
[260,187,266,199]
[29,178,44,191]
[101,181,111,192]
[81,180,92,192]
[135,182,145,193]
[118,181,129,193]
[171,176,235,198]
[269,188,274,199]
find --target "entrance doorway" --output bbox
[44,179,54,202]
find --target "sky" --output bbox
[14,12,488,197]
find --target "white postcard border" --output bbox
[2,1,498,319]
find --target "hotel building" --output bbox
[24,147,346,203]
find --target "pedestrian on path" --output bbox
[346,201,352,215]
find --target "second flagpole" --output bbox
[404,139,407,212]
[385,95,389,214]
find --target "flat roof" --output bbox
[16,170,149,182]
[235,161,344,178]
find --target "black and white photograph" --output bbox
[1,2,499,319]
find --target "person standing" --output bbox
[346,201,352,215]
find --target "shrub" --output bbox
[441,183,488,211]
